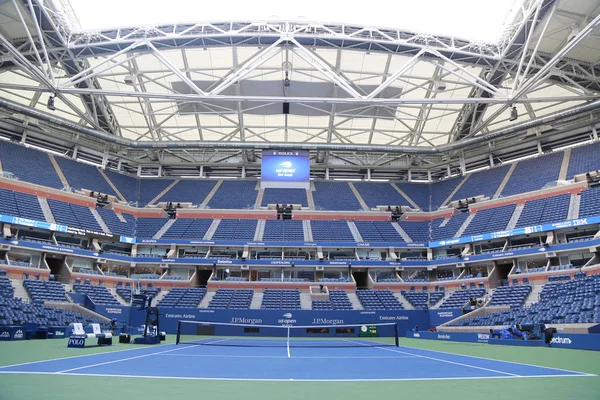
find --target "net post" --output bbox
[394,323,399,347]
[176,320,181,345]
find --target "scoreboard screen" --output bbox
[261,150,310,189]
[358,325,379,337]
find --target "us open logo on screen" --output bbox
[13,329,23,339]
[261,150,310,189]
[276,161,296,177]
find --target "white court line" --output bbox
[0,370,593,382]
[0,341,180,370]
[55,338,231,374]
[344,340,519,377]
[158,354,417,359]
[389,340,597,377]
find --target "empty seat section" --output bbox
[516,194,570,228]
[103,169,139,202]
[0,141,63,189]
[353,182,410,208]
[402,291,429,310]
[453,275,600,326]
[23,280,68,302]
[55,157,117,196]
[157,179,217,204]
[462,204,515,236]
[138,179,176,207]
[48,199,102,231]
[395,182,430,211]
[329,290,353,310]
[135,218,169,239]
[263,220,304,241]
[439,288,485,308]
[261,188,308,207]
[429,292,444,306]
[450,164,510,202]
[208,181,257,209]
[95,207,135,236]
[260,289,300,310]
[0,188,19,217]
[488,285,532,307]
[157,287,206,308]
[0,286,108,327]
[310,220,354,242]
[579,187,600,218]
[0,189,46,221]
[354,221,403,242]
[14,191,46,221]
[430,176,462,211]
[312,181,362,211]
[515,198,544,228]
[356,289,404,310]
[567,142,600,179]
[162,218,213,239]
[501,152,563,196]
[72,284,120,306]
[430,213,469,241]
[211,219,257,241]
[397,220,430,242]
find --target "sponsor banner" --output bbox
[67,337,86,348]
[429,215,600,248]
[408,331,600,351]
[546,333,600,351]
[135,257,418,268]
[0,214,67,232]
[48,327,67,339]
[428,309,462,327]
[406,331,491,343]
[0,326,26,341]
[0,214,112,238]
[94,305,131,324]
[132,238,426,249]
[129,309,430,336]
[120,235,136,244]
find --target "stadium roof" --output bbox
[0,0,598,179]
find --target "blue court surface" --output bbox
[0,338,594,381]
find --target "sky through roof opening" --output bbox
[64,0,525,44]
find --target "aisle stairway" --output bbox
[10,279,30,302]
[198,291,215,308]
[250,291,263,309]
[300,292,312,310]
[524,284,544,307]
[346,292,363,310]
[396,292,414,310]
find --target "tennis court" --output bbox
[0,336,593,382]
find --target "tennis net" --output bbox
[176,320,399,348]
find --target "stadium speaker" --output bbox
[283,102,290,114]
